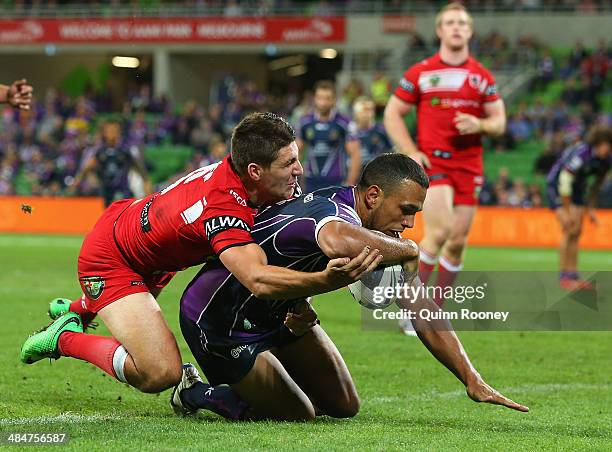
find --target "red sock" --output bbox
[69,295,97,328]
[418,249,438,285]
[58,332,129,383]
[433,256,463,307]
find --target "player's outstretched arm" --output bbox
[317,221,419,265]
[219,242,382,300]
[396,266,529,413]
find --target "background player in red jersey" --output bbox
[21,113,382,397]
[384,3,507,318]
[0,79,33,110]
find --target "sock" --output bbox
[418,249,438,285]
[433,256,463,307]
[181,382,249,420]
[69,295,97,328]
[58,332,129,383]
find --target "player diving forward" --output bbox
[171,154,528,421]
[546,125,611,290]
[21,113,379,396]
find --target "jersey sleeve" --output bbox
[202,191,256,255]
[347,121,359,142]
[272,195,362,257]
[296,115,309,141]
[393,65,420,104]
[310,197,362,248]
[563,153,585,174]
[481,68,500,103]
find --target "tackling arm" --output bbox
[219,242,382,300]
[317,221,419,265]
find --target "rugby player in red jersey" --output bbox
[384,3,507,327]
[21,113,382,395]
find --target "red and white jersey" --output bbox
[393,53,500,161]
[113,155,257,274]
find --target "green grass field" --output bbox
[1,234,611,450]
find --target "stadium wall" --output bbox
[1,197,610,250]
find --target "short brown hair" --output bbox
[230,112,296,175]
[314,80,336,95]
[586,125,612,147]
[436,2,473,29]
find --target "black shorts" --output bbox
[179,311,301,386]
[546,183,585,210]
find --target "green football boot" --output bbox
[20,312,83,364]
[48,298,71,320]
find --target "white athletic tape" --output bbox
[112,345,129,384]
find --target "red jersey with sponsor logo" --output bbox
[113,155,256,275]
[393,53,499,161]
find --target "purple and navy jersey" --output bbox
[348,121,393,167]
[297,111,352,188]
[547,142,610,195]
[180,186,361,343]
[94,143,134,192]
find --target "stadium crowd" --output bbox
[2,0,611,16]
[0,35,610,205]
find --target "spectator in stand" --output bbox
[561,78,582,105]
[533,49,555,91]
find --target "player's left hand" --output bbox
[285,298,318,336]
[466,378,529,412]
[324,246,384,287]
[453,112,481,135]
[7,79,33,110]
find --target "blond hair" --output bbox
[435,2,473,29]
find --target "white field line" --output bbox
[370,383,611,404]
[0,412,120,426]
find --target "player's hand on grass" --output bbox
[407,151,431,169]
[7,79,33,110]
[325,246,383,287]
[466,378,529,412]
[285,298,318,336]
[453,112,481,135]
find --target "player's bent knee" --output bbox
[137,362,182,393]
[431,224,452,247]
[325,392,360,418]
[445,237,467,258]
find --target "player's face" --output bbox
[370,180,426,236]
[259,141,303,202]
[594,141,611,159]
[314,89,336,116]
[436,9,472,52]
[356,102,375,127]
[103,123,121,146]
